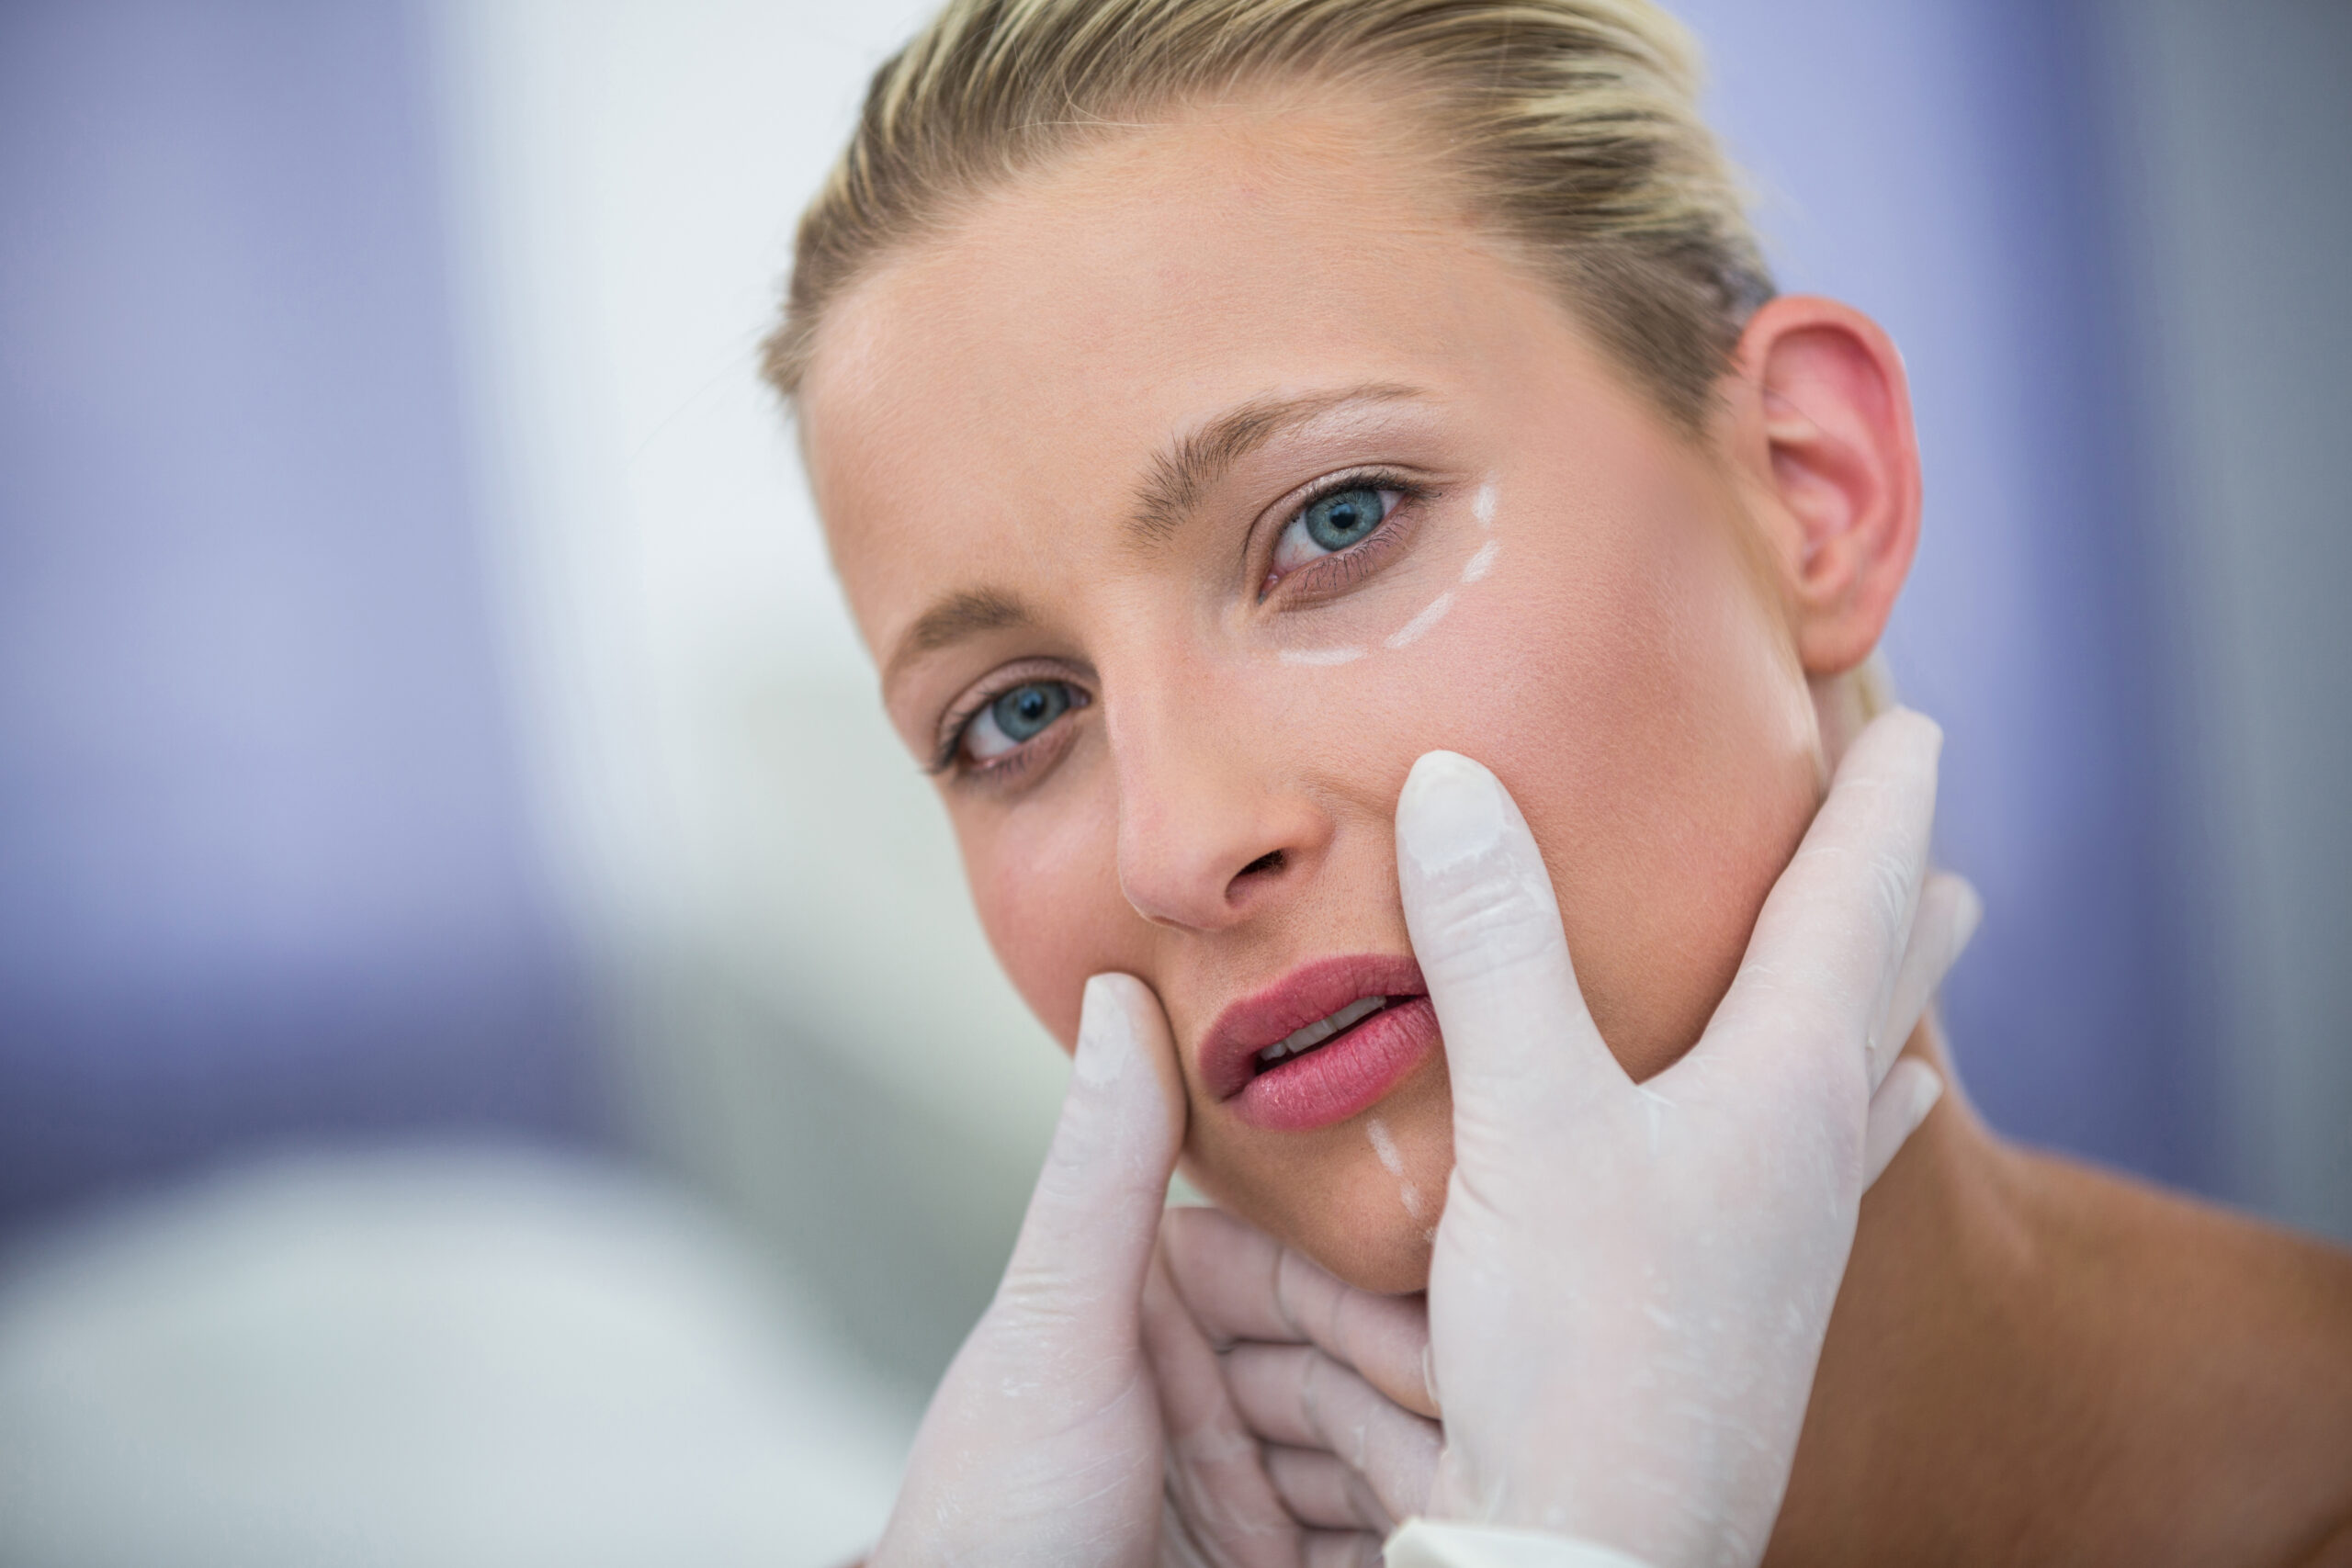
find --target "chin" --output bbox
[1186,1157,1442,1293]
[1182,1089,1457,1295]
[1314,1211,1438,1295]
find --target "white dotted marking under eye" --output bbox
[1273,480,1494,669]
[1278,645,1366,666]
[1384,591,1454,649]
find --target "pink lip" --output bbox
[1198,953,1440,1133]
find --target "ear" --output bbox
[1722,296,1922,675]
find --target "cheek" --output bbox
[1439,508,1819,1076]
[958,775,1135,1049]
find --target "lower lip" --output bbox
[1227,997,1441,1132]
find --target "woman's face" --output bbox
[801,101,1829,1292]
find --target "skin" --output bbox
[800,89,2352,1563]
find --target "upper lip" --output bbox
[1197,953,1428,1100]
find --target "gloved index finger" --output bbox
[1139,1251,1300,1568]
[1701,709,1941,1091]
[1160,1205,1438,1419]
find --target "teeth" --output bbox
[1255,996,1388,1066]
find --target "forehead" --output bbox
[797,99,1566,649]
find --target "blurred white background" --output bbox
[427,0,1073,1387]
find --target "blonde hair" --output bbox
[763,0,1774,432]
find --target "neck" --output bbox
[1771,1016,2064,1556]
[1774,1017,2352,1562]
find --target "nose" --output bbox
[1108,671,1329,931]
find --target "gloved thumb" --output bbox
[995,972,1187,1321]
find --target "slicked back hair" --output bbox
[763,0,1775,435]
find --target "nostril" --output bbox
[1237,850,1286,880]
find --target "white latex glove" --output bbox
[1155,709,1974,1567]
[882,710,1967,1567]
[1148,1206,1439,1565]
[869,972,1184,1568]
[869,978,1439,1568]
[1399,707,1971,1564]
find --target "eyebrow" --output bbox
[882,587,1036,694]
[1127,382,1428,547]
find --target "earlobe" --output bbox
[1732,296,1922,676]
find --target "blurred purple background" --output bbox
[0,0,602,1228]
[1679,0,2221,1190]
[1,0,2346,1295]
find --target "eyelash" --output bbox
[928,468,1429,788]
[1256,468,1430,604]
[930,665,1094,784]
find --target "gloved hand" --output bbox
[1147,1213,1438,1564]
[880,709,1968,1567]
[1400,706,1967,1563]
[1157,708,1974,1568]
[868,972,1186,1568]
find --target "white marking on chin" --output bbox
[1385,592,1454,649]
[1461,539,1500,583]
[1368,1119,1429,1223]
[1279,645,1365,666]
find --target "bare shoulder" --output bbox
[2022,1151,2352,1376]
[2016,1150,2352,1562]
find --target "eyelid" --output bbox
[928,660,1092,777]
[1251,465,1430,602]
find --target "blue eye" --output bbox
[960,679,1078,765]
[1271,483,1400,578]
[992,682,1068,741]
[1304,487,1385,550]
